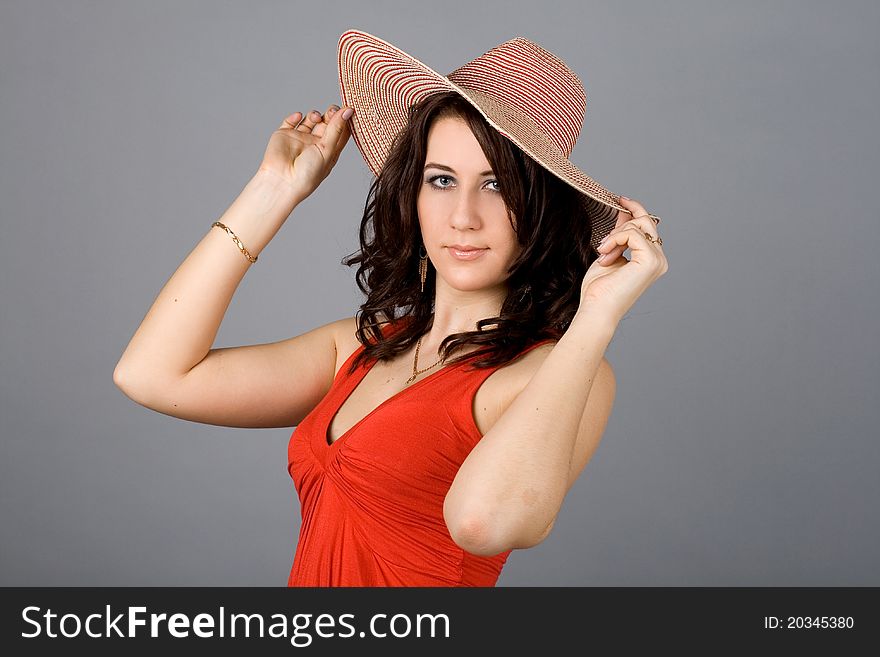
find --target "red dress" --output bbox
[286,318,556,586]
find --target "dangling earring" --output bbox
[418,245,428,293]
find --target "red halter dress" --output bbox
[286,318,555,586]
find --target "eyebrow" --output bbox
[424,162,495,176]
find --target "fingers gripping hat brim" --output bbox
[337,29,654,249]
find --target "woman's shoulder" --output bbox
[491,337,612,401]
[474,338,613,436]
[331,313,409,374]
[331,316,362,377]
[504,339,557,380]
[472,340,556,435]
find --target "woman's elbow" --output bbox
[447,513,510,557]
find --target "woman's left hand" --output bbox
[577,196,668,324]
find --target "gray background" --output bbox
[1,0,877,586]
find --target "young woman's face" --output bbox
[417,116,521,294]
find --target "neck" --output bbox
[426,288,507,344]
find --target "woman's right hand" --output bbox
[258,103,354,203]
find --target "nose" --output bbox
[448,190,484,232]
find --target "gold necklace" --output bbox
[406,334,445,384]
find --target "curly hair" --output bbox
[341,90,614,376]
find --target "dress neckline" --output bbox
[322,318,556,448]
[324,351,464,447]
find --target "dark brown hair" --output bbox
[341,91,614,376]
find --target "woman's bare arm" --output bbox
[113,104,355,428]
[444,312,617,555]
[113,169,302,387]
[112,170,349,429]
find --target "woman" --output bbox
[114,30,667,586]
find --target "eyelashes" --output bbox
[425,175,501,193]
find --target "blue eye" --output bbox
[425,175,501,193]
[428,175,454,190]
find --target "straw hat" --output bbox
[336,28,660,250]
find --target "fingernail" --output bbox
[342,108,354,120]
[620,195,629,201]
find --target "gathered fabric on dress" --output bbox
[286,318,555,586]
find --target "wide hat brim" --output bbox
[337,29,657,248]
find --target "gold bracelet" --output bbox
[211,221,258,263]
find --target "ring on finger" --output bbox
[626,215,663,244]
[643,231,663,245]
[616,223,663,246]
[628,224,663,245]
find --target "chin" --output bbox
[438,273,501,291]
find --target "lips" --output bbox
[446,245,487,252]
[447,246,488,261]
